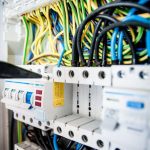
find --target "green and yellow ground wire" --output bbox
[22,0,149,66]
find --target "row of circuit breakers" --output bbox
[2,65,150,150]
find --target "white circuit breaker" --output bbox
[15,141,42,150]
[2,65,150,150]
[102,88,150,150]
[1,65,73,130]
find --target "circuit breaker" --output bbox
[1,65,73,130]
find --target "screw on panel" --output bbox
[57,70,62,77]
[117,70,125,78]
[68,131,74,138]
[82,71,89,78]
[46,75,50,80]
[97,140,104,148]
[82,135,88,143]
[69,70,74,78]
[30,118,33,123]
[45,66,49,73]
[139,71,148,79]
[38,121,42,126]
[22,115,25,120]
[57,127,62,133]
[47,121,50,126]
[98,71,105,79]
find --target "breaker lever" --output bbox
[0,61,42,78]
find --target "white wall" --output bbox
[0,3,9,150]
[0,1,25,149]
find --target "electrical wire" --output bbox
[94,21,150,65]
[53,134,59,150]
[76,2,150,66]
[117,16,150,64]
[111,0,149,64]
[22,1,150,66]
[87,14,131,66]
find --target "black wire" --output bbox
[87,14,119,66]
[24,125,52,150]
[102,33,107,66]
[26,130,37,143]
[72,27,80,67]
[87,19,103,67]
[33,128,45,150]
[101,10,115,67]
[24,124,35,142]
[121,28,136,64]
[88,14,136,66]
[76,2,150,66]
[38,129,49,150]
[9,111,14,150]
[66,140,74,150]
[34,128,48,150]
[46,131,54,150]
[94,21,150,65]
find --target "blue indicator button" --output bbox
[127,101,144,109]
[26,92,33,104]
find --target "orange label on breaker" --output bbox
[53,82,64,107]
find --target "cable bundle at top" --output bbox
[22,0,150,66]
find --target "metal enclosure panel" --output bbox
[72,84,103,119]
[112,65,150,90]
[1,65,73,130]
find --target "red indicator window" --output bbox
[36,90,42,95]
[35,96,42,101]
[35,102,41,107]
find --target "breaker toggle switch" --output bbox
[3,88,10,98]
[10,89,17,100]
[17,90,25,101]
[26,92,33,104]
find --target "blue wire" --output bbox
[53,134,59,150]
[128,0,149,16]
[119,16,150,58]
[111,0,149,62]
[137,48,145,51]
[28,24,36,61]
[146,30,150,57]
[118,31,124,61]
[123,16,150,26]
[32,24,36,40]
[76,143,82,150]
[111,28,119,61]
[57,50,65,67]
[57,43,65,67]
[50,10,64,67]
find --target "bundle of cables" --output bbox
[24,125,89,150]
[73,0,150,66]
[22,0,150,67]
